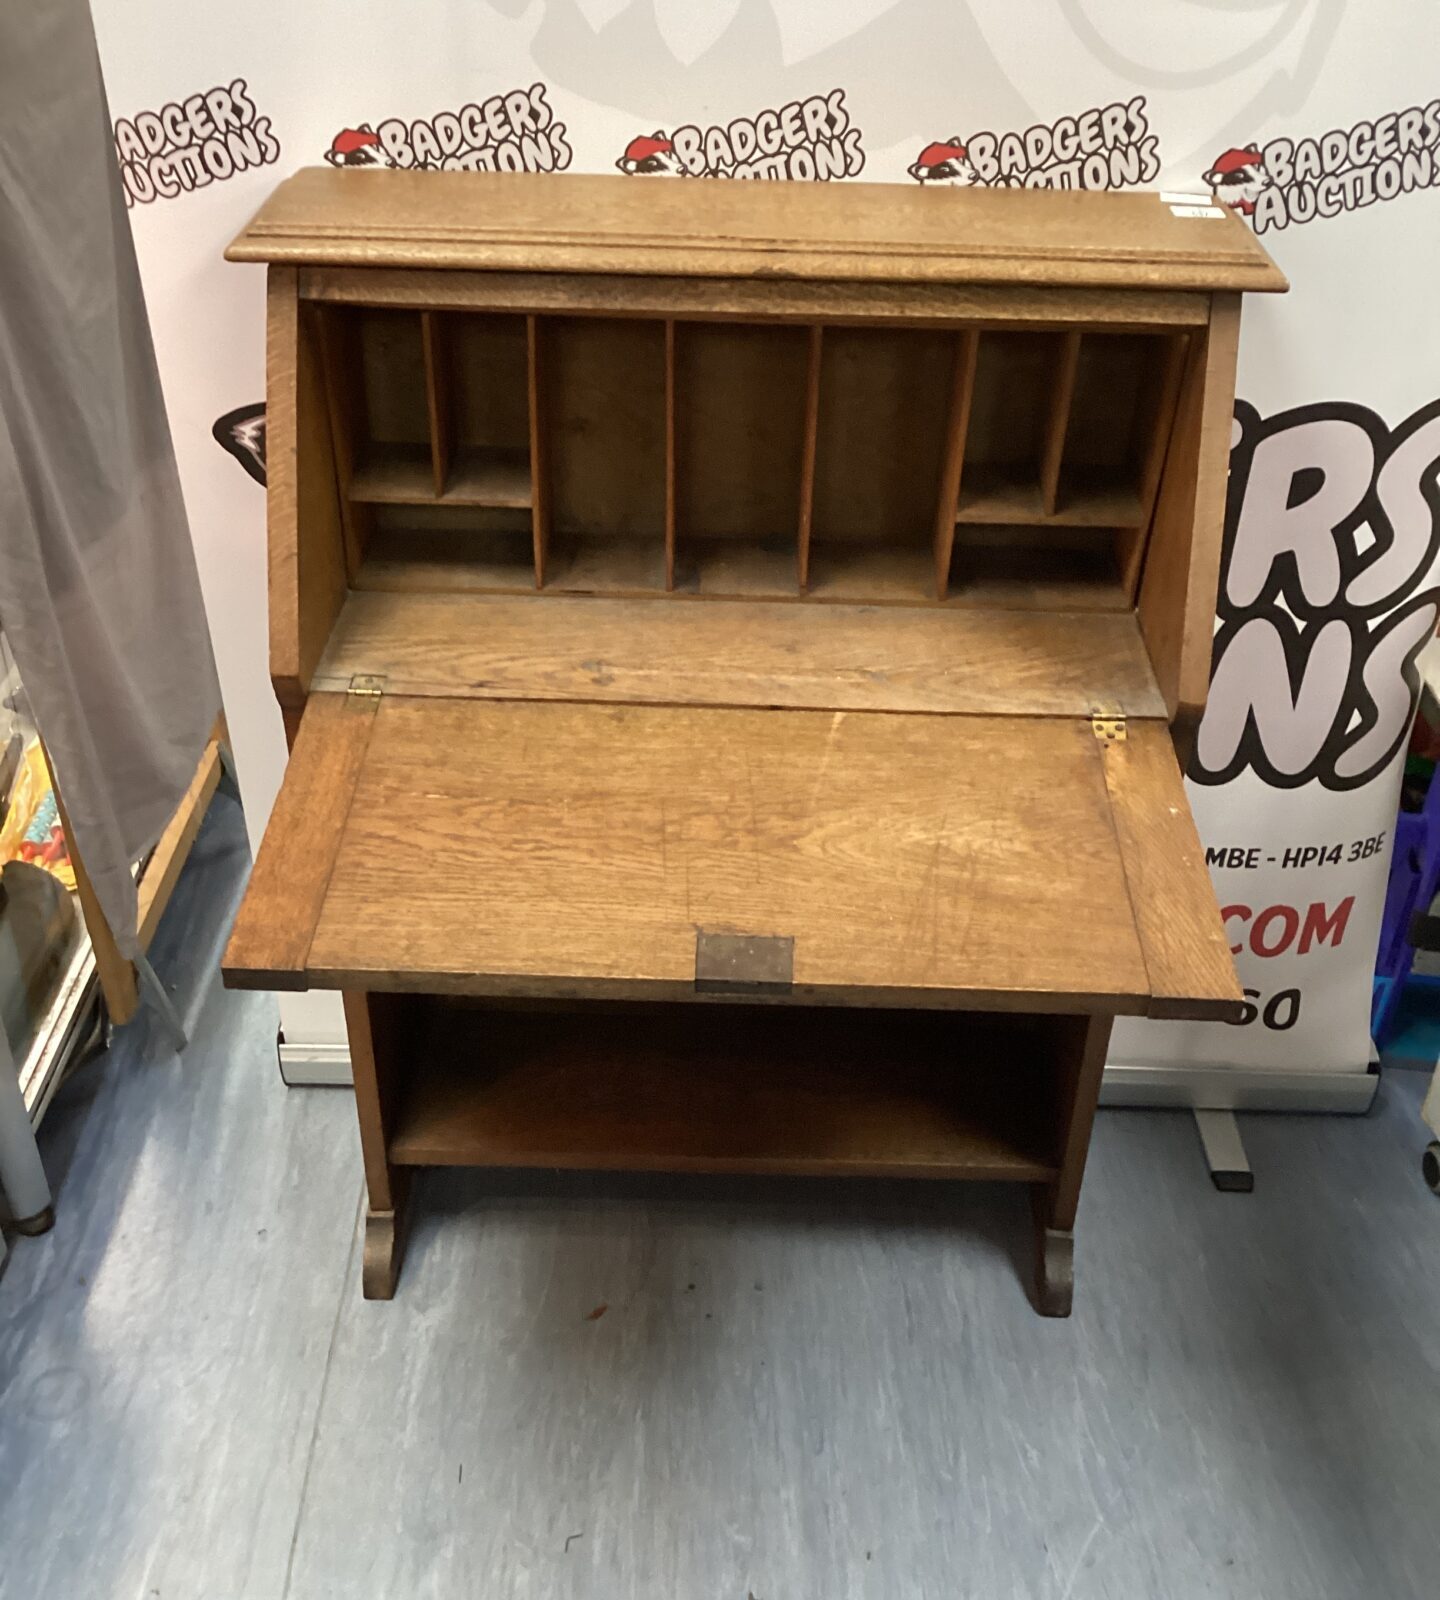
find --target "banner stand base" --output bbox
[278,1039,353,1087]
[1192,1108,1255,1192]
[1102,1055,1380,1185]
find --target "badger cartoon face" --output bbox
[212,403,267,487]
[325,125,392,168]
[616,132,685,176]
[909,139,979,186]
[1203,146,1271,215]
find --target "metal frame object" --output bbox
[0,1023,52,1234]
[278,1038,353,1088]
[1192,1108,1254,1193]
[1102,1054,1381,1190]
[17,927,100,1126]
[134,950,187,1054]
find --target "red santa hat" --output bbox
[915,140,968,168]
[1208,145,1263,175]
[622,132,674,162]
[329,126,382,156]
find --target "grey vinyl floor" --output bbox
[3,795,1439,1600]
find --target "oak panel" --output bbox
[311,589,1167,718]
[221,693,379,990]
[232,170,1288,293]
[300,698,1154,1007]
[299,265,1215,329]
[1100,721,1245,1021]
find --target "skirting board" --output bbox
[280,1038,1383,1112]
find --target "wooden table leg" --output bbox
[1033,1013,1114,1317]
[343,990,412,1299]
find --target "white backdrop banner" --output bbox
[89,1,1440,1073]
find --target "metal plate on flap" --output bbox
[695,931,794,995]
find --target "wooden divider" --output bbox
[316,308,370,579]
[420,312,452,497]
[526,314,549,588]
[325,310,1193,616]
[1039,331,1082,515]
[932,329,979,600]
[796,326,824,592]
[1121,332,1189,597]
[664,319,677,591]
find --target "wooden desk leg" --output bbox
[1033,1013,1114,1317]
[342,990,412,1300]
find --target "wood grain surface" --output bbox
[311,588,1167,717]
[292,698,1157,1007]
[229,170,1288,293]
[810,325,954,549]
[265,269,350,703]
[1039,331,1082,515]
[1100,721,1244,1021]
[544,316,667,541]
[932,330,979,597]
[299,264,1215,330]
[671,321,810,550]
[221,693,378,990]
[136,732,225,949]
[1137,293,1241,721]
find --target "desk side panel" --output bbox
[266,267,349,711]
[1137,292,1241,735]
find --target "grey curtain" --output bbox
[0,2,221,958]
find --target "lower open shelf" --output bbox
[386,999,1066,1181]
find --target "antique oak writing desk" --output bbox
[222,171,1285,1314]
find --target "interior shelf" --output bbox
[358,511,536,593]
[542,536,668,596]
[443,447,533,508]
[314,586,1168,717]
[349,440,532,513]
[806,544,932,605]
[954,466,1144,529]
[349,443,434,504]
[673,538,798,600]
[947,526,1128,611]
[388,1000,1064,1180]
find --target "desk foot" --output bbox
[1034,1225,1074,1317]
[1031,1188,1074,1317]
[363,1202,409,1300]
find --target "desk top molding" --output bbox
[229,170,1288,294]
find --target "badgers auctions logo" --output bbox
[213,403,266,487]
[909,98,1158,190]
[1194,398,1440,791]
[1205,98,1440,232]
[615,89,863,180]
[114,79,279,205]
[325,85,570,172]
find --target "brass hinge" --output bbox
[348,673,386,699]
[1091,710,1126,744]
